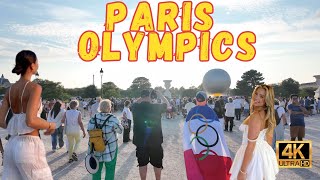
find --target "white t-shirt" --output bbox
[225,102,235,117]
[90,102,100,116]
[185,102,196,113]
[233,99,242,109]
[122,107,133,120]
[275,105,286,124]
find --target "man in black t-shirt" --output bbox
[132,89,169,180]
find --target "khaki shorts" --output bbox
[290,126,305,138]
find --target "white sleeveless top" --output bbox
[7,81,43,136]
[65,109,81,134]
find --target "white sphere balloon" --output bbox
[202,69,231,95]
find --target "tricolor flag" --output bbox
[183,105,232,180]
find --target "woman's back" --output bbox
[65,109,80,134]
[7,80,42,135]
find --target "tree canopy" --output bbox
[128,77,151,97]
[235,69,264,96]
[102,82,120,98]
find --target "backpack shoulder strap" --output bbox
[100,114,113,128]
[93,114,98,128]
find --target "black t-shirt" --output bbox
[132,102,166,147]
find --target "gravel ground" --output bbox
[0,112,319,180]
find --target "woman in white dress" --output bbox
[230,85,279,180]
[0,50,56,179]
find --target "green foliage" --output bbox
[280,78,300,98]
[83,85,99,98]
[128,77,151,97]
[102,82,120,99]
[120,89,130,98]
[299,87,316,98]
[273,84,282,97]
[154,86,165,93]
[170,87,180,98]
[235,69,264,96]
[181,86,199,98]
[64,88,83,98]
[37,79,65,100]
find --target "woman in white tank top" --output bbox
[0,50,56,180]
[61,100,86,163]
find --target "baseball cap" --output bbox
[196,91,207,102]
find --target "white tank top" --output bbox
[7,81,42,135]
[65,109,80,134]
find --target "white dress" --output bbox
[230,124,279,180]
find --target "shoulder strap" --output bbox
[93,114,98,128]
[100,114,113,129]
[21,81,30,113]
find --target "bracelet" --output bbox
[240,169,247,175]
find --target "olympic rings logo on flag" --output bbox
[188,114,220,161]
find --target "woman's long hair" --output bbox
[50,101,62,119]
[249,84,275,135]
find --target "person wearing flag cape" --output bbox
[183,91,232,180]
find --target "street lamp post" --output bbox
[100,68,104,98]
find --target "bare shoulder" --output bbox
[28,82,42,93]
[247,112,262,129]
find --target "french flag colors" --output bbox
[183,106,232,180]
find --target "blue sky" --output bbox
[0,0,320,90]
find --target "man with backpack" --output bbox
[272,99,287,150]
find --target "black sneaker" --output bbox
[72,153,78,161]
[68,159,74,163]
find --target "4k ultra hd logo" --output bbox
[276,141,312,168]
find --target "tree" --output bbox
[120,89,130,98]
[273,84,282,97]
[128,77,151,97]
[102,82,121,99]
[64,88,84,98]
[181,86,198,98]
[235,69,264,96]
[170,87,180,98]
[299,87,316,98]
[83,85,99,98]
[154,86,165,93]
[37,79,65,100]
[280,78,300,98]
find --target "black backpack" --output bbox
[275,107,281,125]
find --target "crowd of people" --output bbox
[0,50,318,179]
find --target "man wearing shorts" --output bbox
[132,89,169,180]
[288,94,309,141]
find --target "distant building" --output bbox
[0,74,11,88]
[299,82,317,89]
